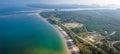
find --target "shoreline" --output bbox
[54,25,80,54]
[35,12,70,54]
[36,12,80,54]
[54,25,71,54]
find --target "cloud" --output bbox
[0,0,120,5]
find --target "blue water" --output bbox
[0,5,66,54]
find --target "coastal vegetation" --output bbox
[48,18,106,54]
[113,42,120,51]
[40,9,120,41]
[40,9,120,54]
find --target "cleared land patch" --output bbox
[63,23,83,28]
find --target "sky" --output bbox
[0,0,120,5]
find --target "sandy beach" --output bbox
[36,12,80,54]
[54,25,80,54]
[35,12,70,54]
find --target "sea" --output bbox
[0,5,67,54]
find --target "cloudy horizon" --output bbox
[0,0,120,6]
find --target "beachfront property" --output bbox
[55,25,80,54]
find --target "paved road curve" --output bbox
[111,41,120,52]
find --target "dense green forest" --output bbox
[40,9,120,54]
[40,9,120,41]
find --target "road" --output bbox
[110,41,120,52]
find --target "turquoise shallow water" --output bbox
[0,13,66,54]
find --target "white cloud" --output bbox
[37,0,120,5]
[1,0,120,5]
